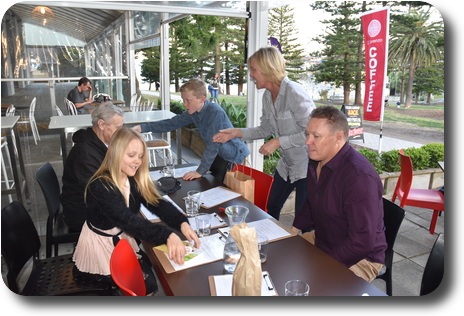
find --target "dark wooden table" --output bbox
[142,174,387,296]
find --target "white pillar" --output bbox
[245,1,268,171]
[160,13,171,111]
[126,11,136,96]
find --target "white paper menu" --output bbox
[218,218,293,242]
[199,186,241,209]
[140,195,184,222]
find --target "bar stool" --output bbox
[1,140,15,203]
[142,132,172,167]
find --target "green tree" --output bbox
[388,8,444,107]
[140,46,160,90]
[169,15,220,91]
[268,5,306,81]
[220,17,247,95]
[309,1,365,104]
[412,61,444,104]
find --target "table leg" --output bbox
[60,129,67,165]
[176,127,182,165]
[5,127,23,203]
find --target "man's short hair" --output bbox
[311,106,349,140]
[78,77,91,86]
[91,101,124,127]
[180,78,207,98]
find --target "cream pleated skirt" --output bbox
[73,221,141,276]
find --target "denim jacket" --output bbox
[140,101,249,175]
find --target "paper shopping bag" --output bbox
[230,223,262,296]
[224,169,255,204]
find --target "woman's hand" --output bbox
[180,222,201,249]
[182,171,201,181]
[132,125,142,133]
[259,137,280,156]
[166,233,187,265]
[213,128,241,143]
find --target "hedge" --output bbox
[358,143,444,174]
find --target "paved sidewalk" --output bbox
[350,132,424,152]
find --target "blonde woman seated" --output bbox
[73,127,200,295]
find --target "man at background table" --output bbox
[291,106,387,282]
[60,102,124,231]
[67,77,94,114]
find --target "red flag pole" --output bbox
[361,7,390,153]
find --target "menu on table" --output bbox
[217,218,296,242]
[140,195,184,222]
[149,165,199,181]
[198,186,241,209]
[209,271,278,296]
[153,233,226,273]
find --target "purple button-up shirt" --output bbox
[293,143,387,267]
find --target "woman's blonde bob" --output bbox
[248,46,287,85]
[85,127,161,206]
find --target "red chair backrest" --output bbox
[393,149,413,205]
[110,239,146,296]
[231,164,274,212]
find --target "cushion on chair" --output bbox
[146,139,170,148]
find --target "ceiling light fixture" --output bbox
[31,6,55,26]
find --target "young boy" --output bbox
[133,78,249,180]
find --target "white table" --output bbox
[49,110,181,164]
[1,116,29,203]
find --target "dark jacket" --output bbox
[60,128,107,231]
[85,176,188,245]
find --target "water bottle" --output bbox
[223,234,241,274]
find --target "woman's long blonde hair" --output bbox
[248,46,287,85]
[85,127,161,206]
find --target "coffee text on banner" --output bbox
[361,7,390,121]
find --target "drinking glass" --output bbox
[186,190,201,217]
[195,213,212,237]
[225,205,249,226]
[165,154,174,177]
[257,234,269,263]
[285,280,310,296]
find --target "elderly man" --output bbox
[60,102,124,231]
[67,77,94,114]
[292,105,387,282]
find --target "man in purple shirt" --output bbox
[292,106,387,282]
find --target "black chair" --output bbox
[209,155,230,182]
[420,233,444,296]
[375,198,406,296]
[1,201,111,295]
[35,162,80,257]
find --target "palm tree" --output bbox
[389,9,443,107]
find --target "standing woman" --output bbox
[209,73,220,101]
[213,46,315,220]
[73,127,200,295]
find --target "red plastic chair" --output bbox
[231,164,274,213]
[392,150,444,234]
[110,239,146,296]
